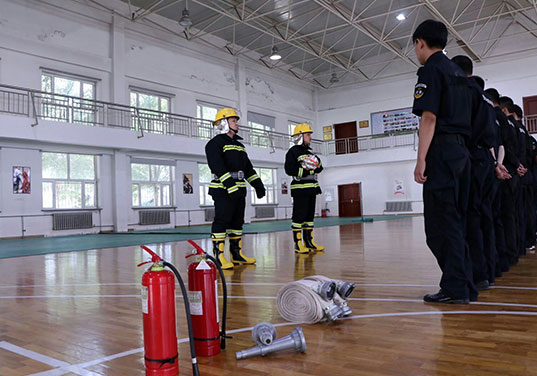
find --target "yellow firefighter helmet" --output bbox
[213,108,240,125]
[292,123,313,136]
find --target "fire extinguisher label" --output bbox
[188,291,203,315]
[141,286,148,314]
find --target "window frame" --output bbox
[41,152,98,210]
[251,167,278,205]
[198,163,214,207]
[131,162,174,208]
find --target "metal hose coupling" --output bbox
[236,327,306,360]
[252,322,277,346]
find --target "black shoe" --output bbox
[476,280,490,291]
[423,291,469,304]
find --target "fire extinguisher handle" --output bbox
[140,245,163,263]
[136,261,152,267]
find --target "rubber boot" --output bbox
[293,229,309,254]
[303,227,325,252]
[229,236,256,265]
[212,238,233,270]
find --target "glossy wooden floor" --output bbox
[2,216,537,376]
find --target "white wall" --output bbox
[0,0,313,238]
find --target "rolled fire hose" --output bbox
[304,275,356,317]
[276,279,343,323]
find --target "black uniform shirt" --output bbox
[496,107,520,172]
[468,78,496,150]
[412,51,472,137]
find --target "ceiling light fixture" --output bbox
[179,0,192,28]
[329,72,339,84]
[269,46,281,61]
[396,13,406,21]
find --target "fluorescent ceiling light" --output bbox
[396,13,406,21]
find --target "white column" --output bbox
[112,150,129,232]
[111,15,126,104]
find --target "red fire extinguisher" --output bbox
[185,240,228,357]
[139,245,200,376]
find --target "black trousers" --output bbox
[526,184,536,248]
[501,176,519,264]
[423,142,476,300]
[466,149,492,283]
[292,194,316,227]
[211,190,246,235]
[491,178,508,276]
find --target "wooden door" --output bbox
[523,95,537,133]
[338,183,362,217]
[334,121,358,154]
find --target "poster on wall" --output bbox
[394,180,405,196]
[281,179,288,195]
[371,107,419,135]
[13,166,31,194]
[183,173,193,194]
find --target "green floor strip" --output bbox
[0,215,411,259]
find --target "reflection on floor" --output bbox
[1,216,537,375]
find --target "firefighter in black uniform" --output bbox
[411,20,477,304]
[205,108,266,269]
[285,123,324,253]
[451,56,496,290]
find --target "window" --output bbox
[248,112,275,148]
[289,121,300,147]
[41,71,97,124]
[196,102,222,140]
[131,163,173,207]
[251,168,277,205]
[198,163,214,206]
[130,89,171,134]
[42,152,97,209]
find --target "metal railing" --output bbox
[526,115,537,134]
[0,84,324,153]
[325,131,418,155]
[0,84,419,156]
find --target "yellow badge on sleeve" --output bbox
[414,83,427,99]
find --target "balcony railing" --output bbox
[526,115,537,134]
[0,84,422,156]
[0,84,325,154]
[325,131,418,155]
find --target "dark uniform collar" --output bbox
[300,143,312,150]
[425,50,445,65]
[225,133,243,141]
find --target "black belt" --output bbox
[433,134,466,146]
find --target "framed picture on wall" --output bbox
[281,178,288,195]
[183,173,193,194]
[13,166,31,194]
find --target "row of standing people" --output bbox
[412,19,537,304]
[204,109,325,270]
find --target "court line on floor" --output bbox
[0,341,102,376]
[25,309,537,376]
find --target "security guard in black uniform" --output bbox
[412,20,477,304]
[285,123,324,253]
[486,90,517,271]
[451,56,496,290]
[205,108,266,269]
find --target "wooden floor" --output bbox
[2,216,537,375]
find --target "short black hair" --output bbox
[484,88,500,104]
[452,55,473,75]
[513,104,523,119]
[412,20,448,49]
[499,96,514,110]
[472,76,485,90]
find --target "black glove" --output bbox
[255,186,266,199]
